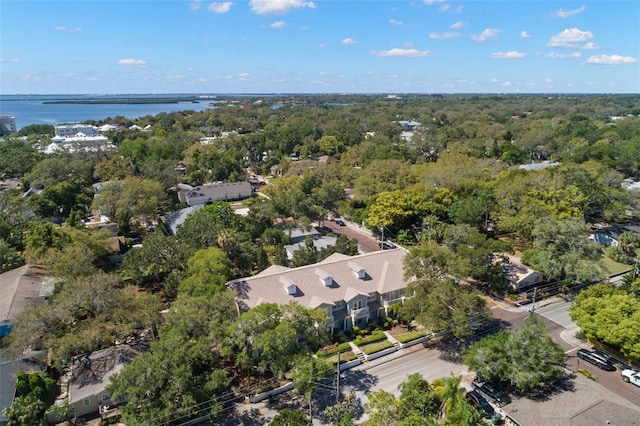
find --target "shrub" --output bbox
[354,330,387,347]
[578,368,597,381]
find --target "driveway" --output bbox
[321,219,382,254]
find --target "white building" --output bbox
[45,124,112,154]
[0,114,17,135]
[177,181,253,206]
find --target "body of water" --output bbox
[0,94,219,130]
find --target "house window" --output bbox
[101,394,110,402]
[385,289,405,302]
[83,398,91,406]
[353,299,362,310]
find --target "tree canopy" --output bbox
[463,316,565,393]
[569,283,640,361]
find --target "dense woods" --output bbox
[2,93,640,424]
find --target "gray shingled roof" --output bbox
[0,350,47,424]
[229,248,409,311]
[503,373,640,426]
[68,345,140,405]
[0,265,47,324]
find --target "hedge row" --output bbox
[354,330,387,347]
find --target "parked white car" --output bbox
[621,369,640,387]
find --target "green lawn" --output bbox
[359,340,394,355]
[394,330,428,344]
[601,256,632,276]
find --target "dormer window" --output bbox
[347,261,366,279]
[280,276,298,295]
[283,284,297,295]
[315,268,333,287]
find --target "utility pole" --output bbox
[336,351,340,404]
[527,287,537,317]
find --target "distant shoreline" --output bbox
[42,96,201,105]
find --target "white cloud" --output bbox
[389,18,403,25]
[553,5,586,18]
[429,32,461,39]
[299,25,309,31]
[269,21,287,28]
[371,48,432,57]
[450,21,466,29]
[471,28,500,42]
[490,51,526,59]
[189,0,201,11]
[547,52,581,59]
[55,26,82,32]
[423,0,446,4]
[520,31,530,38]
[117,58,148,67]
[587,54,638,65]
[249,0,316,15]
[439,3,450,12]
[545,78,553,83]
[547,28,593,48]
[342,38,357,44]
[0,58,20,63]
[453,5,464,13]
[238,72,250,80]
[582,42,599,50]
[208,2,233,13]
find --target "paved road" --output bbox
[321,219,382,254]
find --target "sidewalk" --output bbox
[560,325,590,350]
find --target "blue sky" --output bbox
[1,0,639,94]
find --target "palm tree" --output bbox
[431,375,483,425]
[430,375,465,420]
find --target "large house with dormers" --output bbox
[228,248,411,332]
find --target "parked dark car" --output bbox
[379,241,396,250]
[334,219,346,226]
[466,390,495,419]
[472,378,512,406]
[577,349,616,371]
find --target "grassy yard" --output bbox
[394,330,428,344]
[325,350,358,364]
[358,340,394,355]
[601,255,632,276]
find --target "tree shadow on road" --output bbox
[342,368,379,393]
[220,406,268,426]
